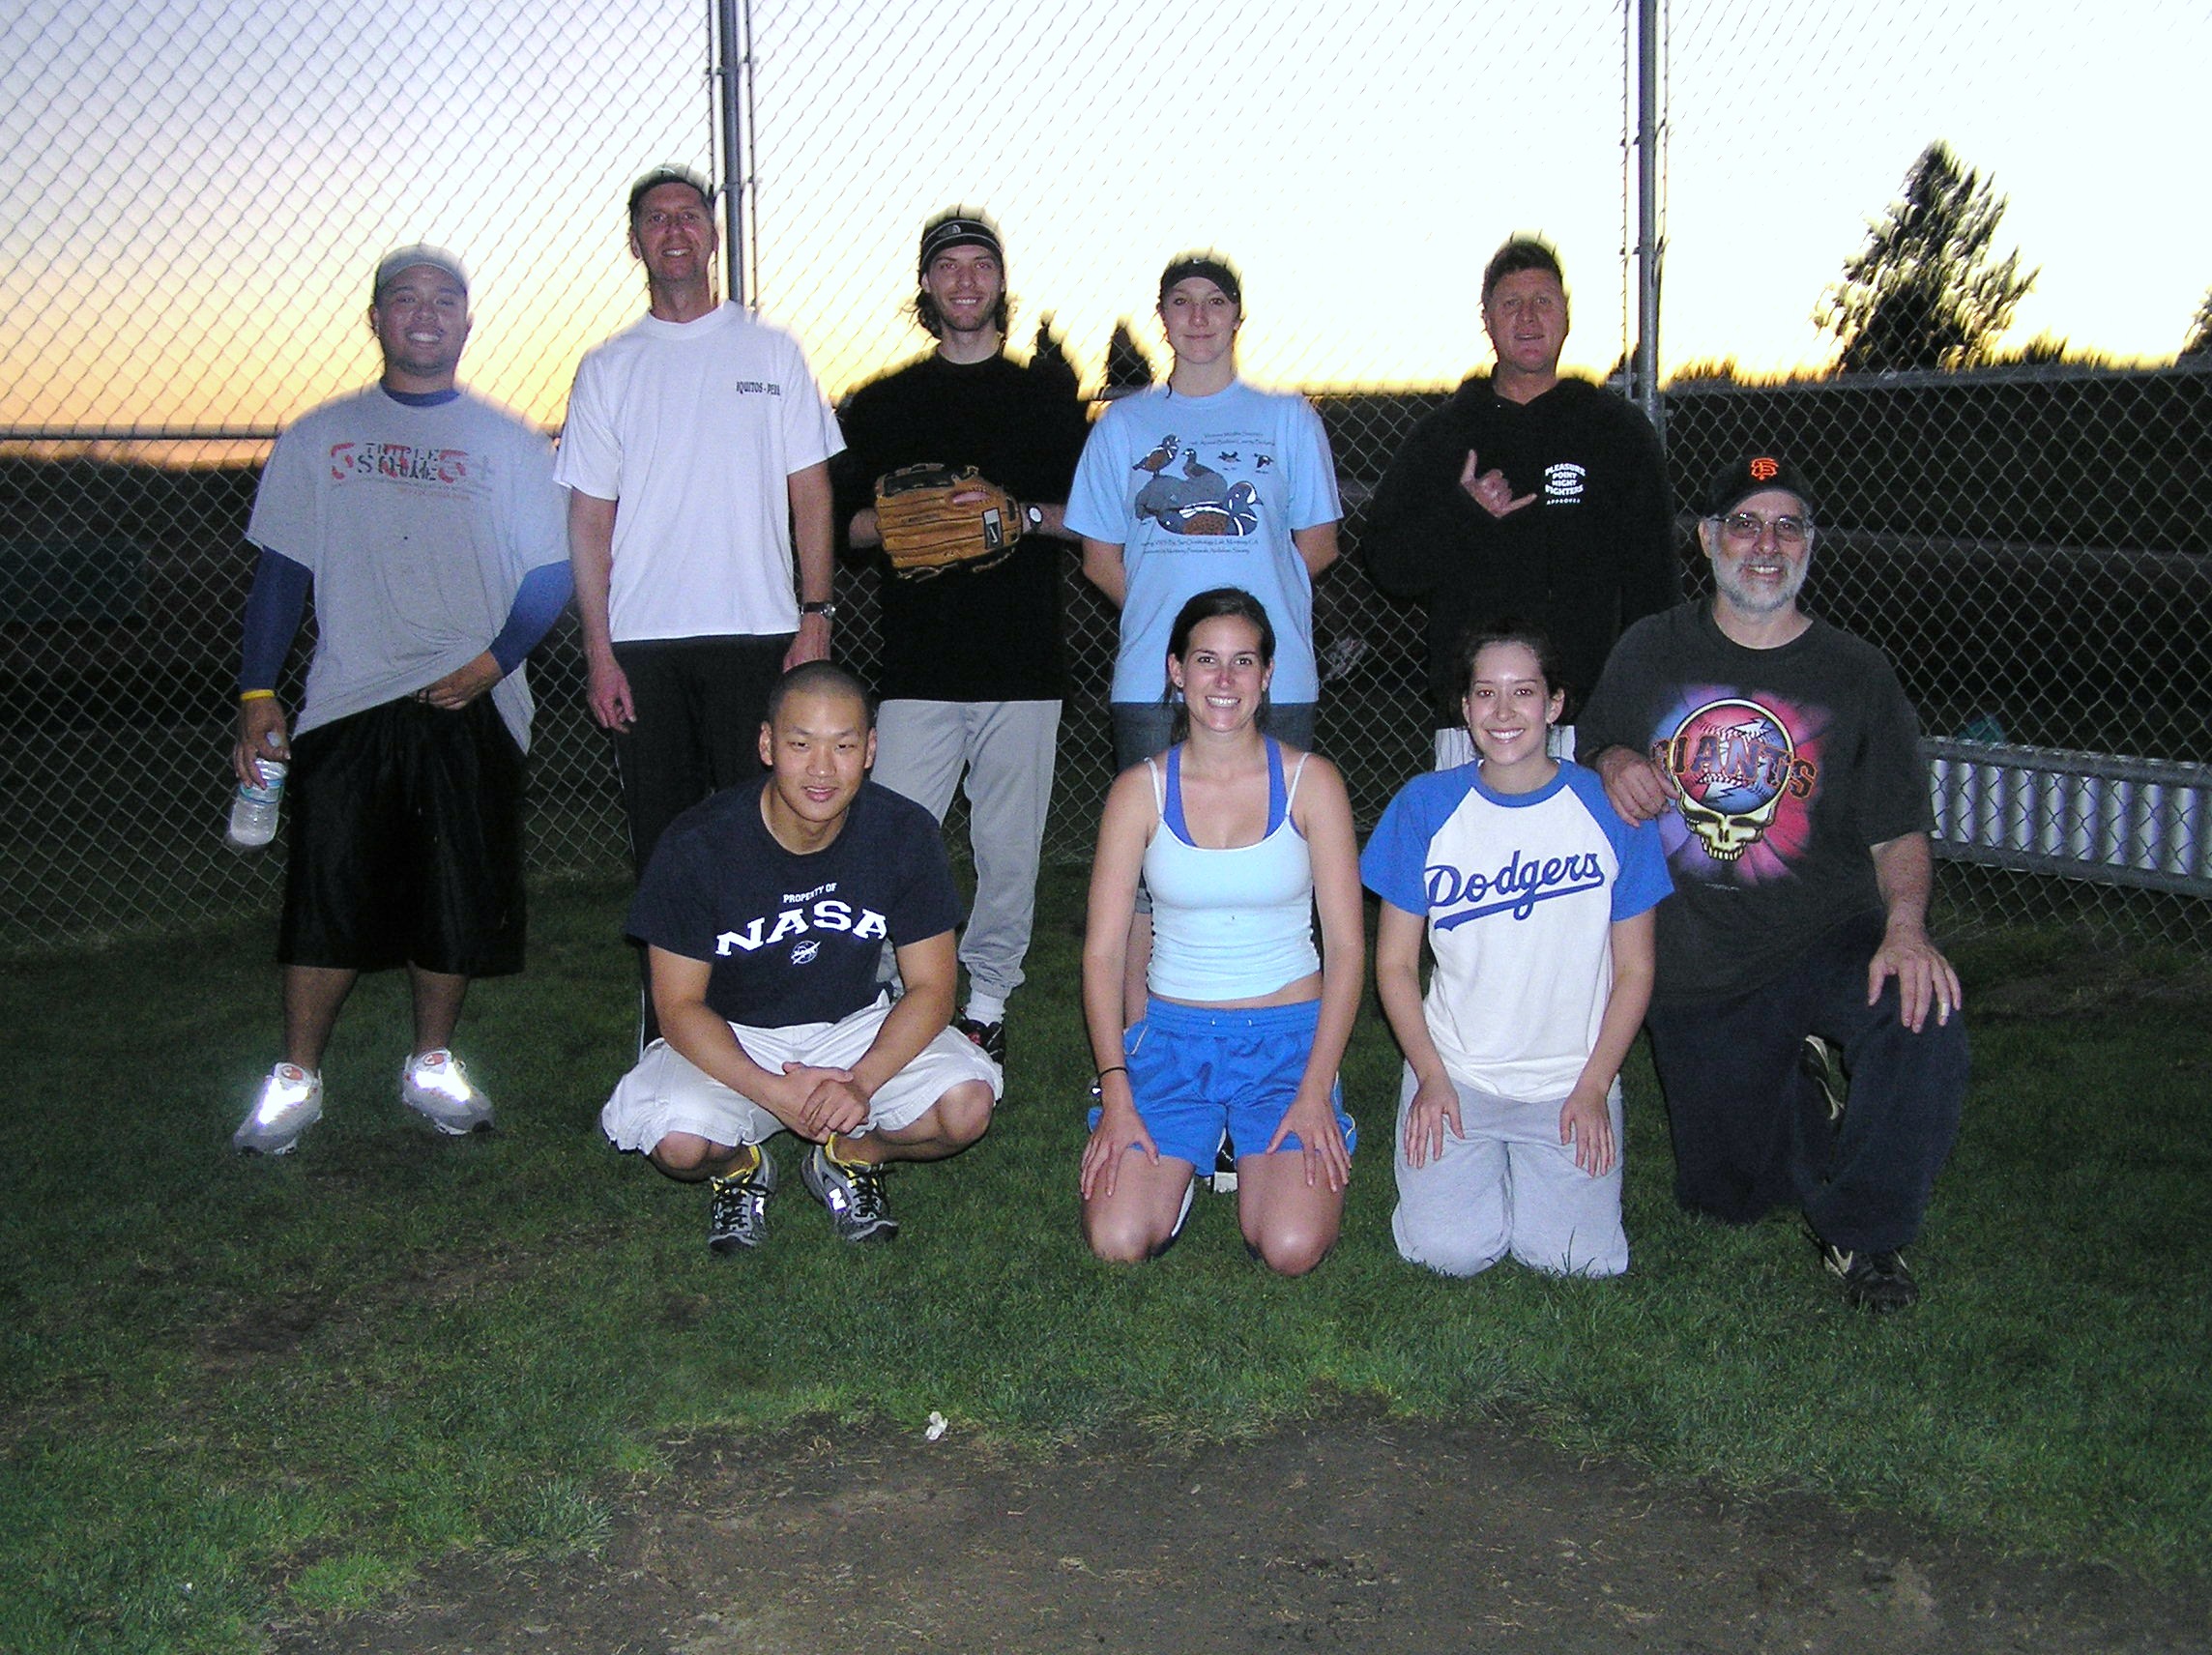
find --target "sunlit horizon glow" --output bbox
[5,0,2207,437]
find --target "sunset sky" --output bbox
[5,0,2207,436]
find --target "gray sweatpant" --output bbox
[1390,1064,1628,1279]
[870,698,1060,1006]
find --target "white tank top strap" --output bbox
[1283,750,1310,810]
[1146,755,1165,814]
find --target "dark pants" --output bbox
[610,633,791,878]
[1643,911,1968,1254]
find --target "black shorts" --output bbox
[278,696,528,977]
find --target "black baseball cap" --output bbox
[918,211,1003,276]
[1158,252,1241,308]
[1703,453,1818,519]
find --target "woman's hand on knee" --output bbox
[1268,1087,1351,1192]
[1080,1096,1157,1202]
[1402,1071,1463,1169]
[1558,1083,1617,1177]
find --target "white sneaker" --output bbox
[400,1049,495,1135]
[234,1063,323,1154]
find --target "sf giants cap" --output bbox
[372,245,469,302]
[918,211,1003,277]
[1703,453,1817,520]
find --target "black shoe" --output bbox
[1148,1178,1196,1261]
[956,1015,1006,1067]
[1818,1236,1919,1312]
[1209,1130,1238,1194]
[1801,1033,1848,1123]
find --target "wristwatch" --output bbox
[800,599,836,620]
[1023,504,1046,532]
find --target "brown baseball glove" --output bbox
[874,463,1025,578]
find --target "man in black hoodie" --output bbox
[1364,238,1678,764]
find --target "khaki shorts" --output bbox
[599,997,1002,1154]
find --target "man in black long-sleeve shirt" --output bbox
[1364,237,1678,764]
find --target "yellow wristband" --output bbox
[239,689,276,703]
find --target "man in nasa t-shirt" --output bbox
[599,664,1001,1253]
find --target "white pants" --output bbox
[600,998,1003,1155]
[871,699,1060,1004]
[1390,1065,1627,1278]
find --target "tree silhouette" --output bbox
[1031,312,1078,392]
[2183,290,2212,359]
[1817,141,2037,373]
[1102,320,1156,397]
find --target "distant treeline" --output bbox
[6,364,2206,754]
[1318,363,2212,555]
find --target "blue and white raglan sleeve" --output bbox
[1607,812,1673,919]
[1360,780,1441,916]
[1562,766,1673,919]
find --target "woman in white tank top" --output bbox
[1079,588,1364,1274]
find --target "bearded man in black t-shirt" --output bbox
[831,209,1091,1072]
[600,663,1002,1253]
[1578,455,1967,1315]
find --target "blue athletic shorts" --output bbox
[1089,997,1356,1168]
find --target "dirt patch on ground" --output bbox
[276,1414,2208,1653]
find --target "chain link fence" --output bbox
[1659,0,2212,942]
[6,0,2208,949]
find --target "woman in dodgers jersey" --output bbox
[1361,623,1672,1277]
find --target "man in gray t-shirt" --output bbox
[229,246,571,1157]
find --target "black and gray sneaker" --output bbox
[1818,1235,1919,1313]
[956,1016,1006,1067]
[1209,1130,1238,1194]
[801,1143,899,1243]
[707,1145,777,1255]
[1801,1033,1848,1123]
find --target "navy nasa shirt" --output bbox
[626,780,960,1029]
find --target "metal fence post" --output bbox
[714,0,753,310]
[1635,0,1665,441]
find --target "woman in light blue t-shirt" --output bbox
[1065,254,1343,771]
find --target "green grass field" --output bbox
[3,869,2207,1652]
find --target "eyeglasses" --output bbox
[1719,511,1810,544]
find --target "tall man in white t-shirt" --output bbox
[555,167,847,881]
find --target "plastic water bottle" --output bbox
[226,743,287,851]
